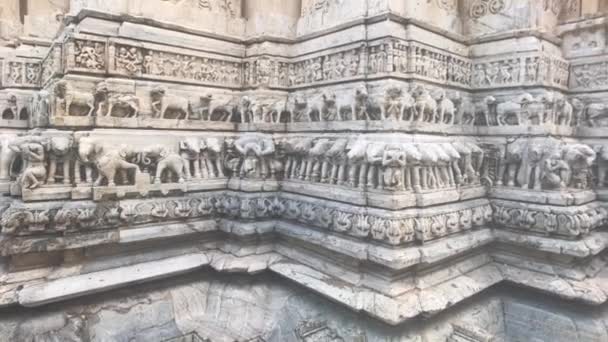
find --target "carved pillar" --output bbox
[244,0,301,38]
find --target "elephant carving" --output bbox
[562,144,596,189]
[492,97,521,126]
[516,138,560,190]
[412,85,437,123]
[234,135,279,179]
[47,136,74,185]
[288,96,312,122]
[496,139,526,187]
[435,91,455,124]
[595,144,608,187]
[586,103,608,127]
[0,135,19,181]
[54,80,99,117]
[150,87,191,119]
[554,97,573,126]
[180,138,203,180]
[144,145,185,184]
[78,137,140,187]
[304,138,332,182]
[201,138,225,178]
[381,87,414,121]
[308,92,338,122]
[104,93,140,118]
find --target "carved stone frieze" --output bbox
[1,59,41,88]
[3,2,608,340]
[109,42,242,87]
[571,60,608,90]
[0,191,492,245]
[468,0,508,19]
[491,199,606,237]
[472,54,568,90]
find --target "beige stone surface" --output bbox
[1,0,608,341]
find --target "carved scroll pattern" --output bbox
[0,192,493,245]
[469,0,507,19]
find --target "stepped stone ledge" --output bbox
[2,0,608,341]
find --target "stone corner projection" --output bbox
[0,0,607,341]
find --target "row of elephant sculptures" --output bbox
[281,138,484,191]
[475,92,584,127]
[33,80,498,125]
[25,80,608,128]
[496,137,599,190]
[1,132,485,195]
[3,133,608,197]
[2,134,234,190]
[31,80,608,128]
[48,81,463,124]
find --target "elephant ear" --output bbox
[94,143,104,156]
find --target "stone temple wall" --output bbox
[1,0,608,341]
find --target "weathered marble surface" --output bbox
[1,0,608,341]
[0,272,508,342]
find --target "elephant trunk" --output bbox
[78,146,91,164]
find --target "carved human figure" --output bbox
[554,97,573,126]
[77,137,140,187]
[541,151,570,189]
[9,136,48,190]
[54,80,99,117]
[380,144,407,191]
